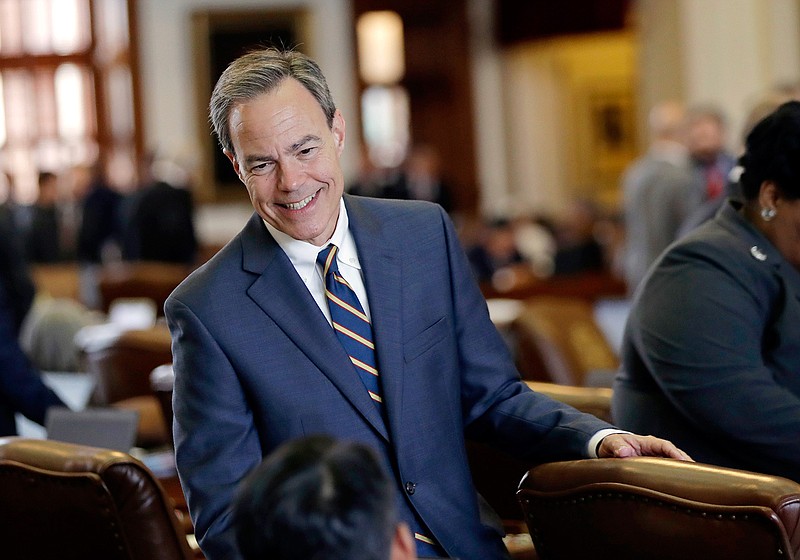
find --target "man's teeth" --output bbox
[284,194,314,210]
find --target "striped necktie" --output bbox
[317,244,384,410]
[316,244,446,558]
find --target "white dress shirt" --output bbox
[263,199,370,326]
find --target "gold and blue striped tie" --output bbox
[317,244,384,410]
[317,243,445,558]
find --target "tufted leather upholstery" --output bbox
[518,457,800,560]
[0,437,195,560]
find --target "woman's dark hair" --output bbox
[739,100,800,201]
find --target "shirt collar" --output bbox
[263,199,361,276]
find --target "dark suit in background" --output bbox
[0,212,66,435]
[125,180,197,264]
[613,199,800,481]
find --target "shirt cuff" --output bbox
[587,429,630,458]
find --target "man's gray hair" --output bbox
[209,47,337,154]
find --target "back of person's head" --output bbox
[209,47,336,155]
[648,100,686,142]
[685,103,728,162]
[233,435,413,560]
[738,101,800,201]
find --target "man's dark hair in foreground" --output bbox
[233,435,416,560]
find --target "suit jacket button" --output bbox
[405,482,416,495]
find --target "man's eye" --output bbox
[299,146,317,156]
[250,162,273,175]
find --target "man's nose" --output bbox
[278,160,304,190]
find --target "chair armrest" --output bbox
[525,381,613,423]
[518,457,800,560]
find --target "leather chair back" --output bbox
[0,437,195,560]
[85,324,173,406]
[98,261,193,316]
[511,295,618,386]
[82,324,173,448]
[518,457,800,560]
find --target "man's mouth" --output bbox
[281,192,315,210]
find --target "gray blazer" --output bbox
[613,199,800,481]
[622,151,699,291]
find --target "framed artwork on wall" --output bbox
[191,8,311,202]
[573,79,638,208]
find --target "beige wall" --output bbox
[136,0,800,233]
[497,33,638,215]
[137,0,358,191]
[470,0,800,219]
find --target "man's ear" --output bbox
[331,110,346,156]
[390,522,417,560]
[224,149,243,183]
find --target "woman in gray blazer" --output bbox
[613,100,800,482]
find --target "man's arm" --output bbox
[166,295,260,560]
[434,205,689,462]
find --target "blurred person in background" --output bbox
[0,207,67,435]
[677,104,737,234]
[621,100,697,293]
[124,156,198,264]
[466,217,530,291]
[552,198,606,276]
[24,171,63,264]
[75,162,123,309]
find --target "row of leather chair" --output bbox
[5,422,799,560]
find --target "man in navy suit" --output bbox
[165,47,689,560]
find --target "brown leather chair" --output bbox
[511,295,619,386]
[0,437,196,560]
[83,324,174,448]
[526,380,613,422]
[517,457,800,560]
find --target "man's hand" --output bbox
[597,433,692,461]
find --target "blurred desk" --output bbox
[480,270,627,303]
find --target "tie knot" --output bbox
[317,244,339,276]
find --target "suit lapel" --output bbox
[346,197,406,439]
[241,212,389,440]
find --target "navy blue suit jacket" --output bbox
[166,196,610,559]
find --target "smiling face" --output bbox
[225,78,346,246]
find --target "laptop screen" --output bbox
[45,407,139,453]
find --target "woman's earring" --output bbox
[761,207,777,221]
